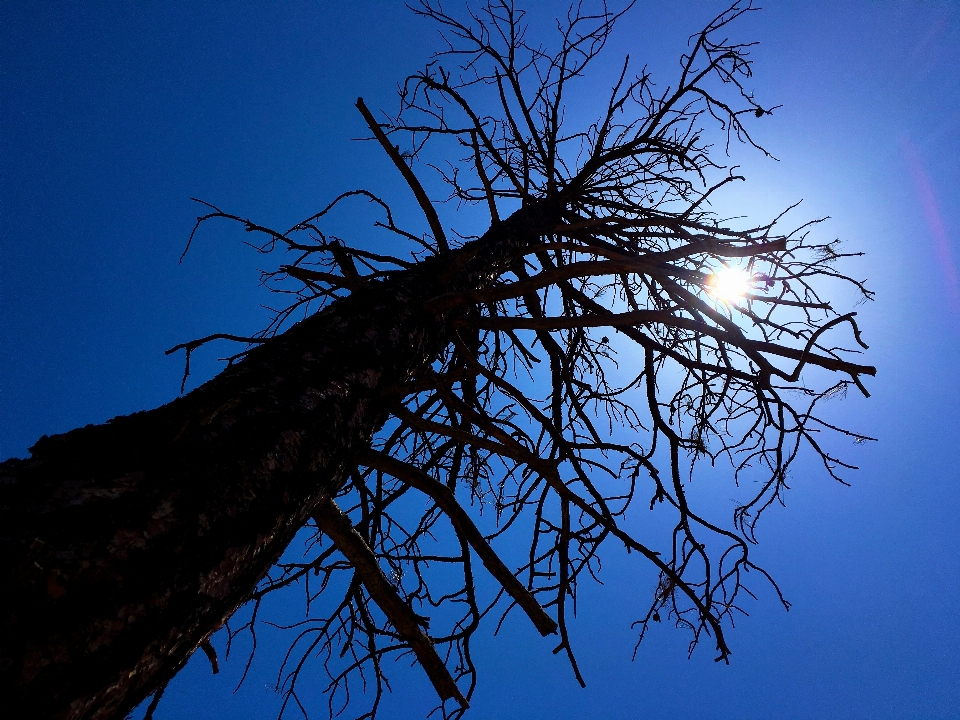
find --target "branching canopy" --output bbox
[169,3,874,718]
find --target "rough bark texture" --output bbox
[0,201,558,720]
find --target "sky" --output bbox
[2,2,959,719]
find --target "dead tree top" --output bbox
[12,2,874,719]
[174,3,875,717]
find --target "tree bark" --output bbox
[0,201,558,720]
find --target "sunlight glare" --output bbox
[706,266,752,302]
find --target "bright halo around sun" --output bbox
[706,266,752,302]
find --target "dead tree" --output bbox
[0,3,875,719]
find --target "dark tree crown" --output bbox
[1,3,874,720]
[172,3,874,717]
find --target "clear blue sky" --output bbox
[2,2,959,719]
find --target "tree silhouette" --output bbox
[0,3,875,719]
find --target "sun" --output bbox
[706,266,753,302]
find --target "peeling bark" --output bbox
[0,201,559,720]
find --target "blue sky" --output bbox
[2,2,959,719]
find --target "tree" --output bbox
[0,2,875,719]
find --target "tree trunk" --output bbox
[0,201,558,720]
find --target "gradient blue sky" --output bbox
[2,2,959,719]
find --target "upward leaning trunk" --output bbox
[0,201,559,720]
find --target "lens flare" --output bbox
[706,266,752,302]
